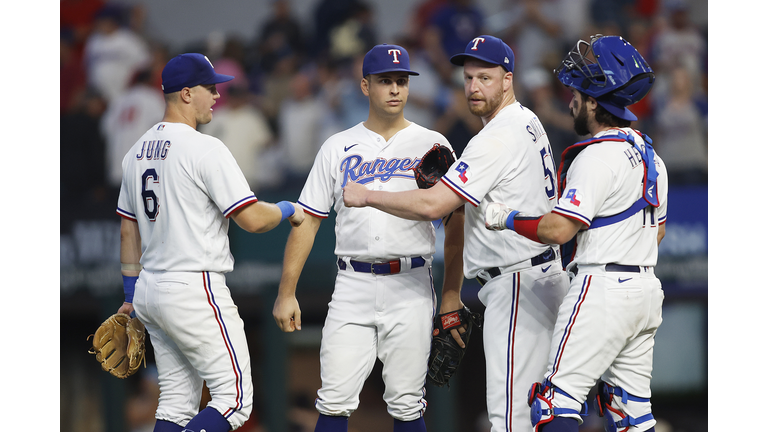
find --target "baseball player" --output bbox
[484,35,668,432]
[115,53,305,432]
[272,43,465,432]
[342,35,570,432]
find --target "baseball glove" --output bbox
[413,144,456,189]
[88,313,147,379]
[427,306,483,387]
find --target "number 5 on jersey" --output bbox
[539,146,556,200]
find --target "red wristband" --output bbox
[513,216,543,243]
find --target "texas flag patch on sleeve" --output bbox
[455,162,470,183]
[565,188,581,206]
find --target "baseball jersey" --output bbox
[553,128,668,267]
[298,122,452,261]
[116,122,258,272]
[441,102,558,278]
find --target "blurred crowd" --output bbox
[61,0,708,226]
[60,2,707,430]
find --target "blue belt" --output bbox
[477,248,556,286]
[572,263,641,276]
[338,257,426,275]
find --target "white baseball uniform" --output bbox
[440,102,569,432]
[537,128,668,431]
[298,121,452,421]
[116,121,255,429]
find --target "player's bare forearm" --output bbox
[343,181,464,221]
[120,218,142,277]
[274,215,321,332]
[657,223,666,245]
[440,207,465,314]
[440,207,467,347]
[279,215,321,288]
[231,201,304,233]
[536,213,583,245]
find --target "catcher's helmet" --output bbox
[555,35,654,121]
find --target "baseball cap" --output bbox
[450,35,515,73]
[362,44,419,77]
[161,53,235,94]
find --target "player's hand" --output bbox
[485,202,515,231]
[439,300,467,349]
[273,294,302,332]
[117,302,135,318]
[288,203,305,227]
[342,182,369,208]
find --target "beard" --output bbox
[572,102,590,136]
[468,87,503,117]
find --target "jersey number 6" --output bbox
[142,169,160,221]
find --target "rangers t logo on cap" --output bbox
[362,44,420,77]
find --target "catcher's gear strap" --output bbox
[595,381,654,432]
[559,131,658,222]
[528,382,588,432]
[558,130,657,267]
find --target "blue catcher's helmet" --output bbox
[555,35,654,121]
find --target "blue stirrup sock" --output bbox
[183,407,231,432]
[393,417,427,432]
[315,414,349,432]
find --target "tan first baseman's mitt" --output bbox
[88,313,146,378]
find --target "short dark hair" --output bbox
[577,90,632,128]
[594,102,631,128]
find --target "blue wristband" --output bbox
[505,210,520,231]
[123,275,138,303]
[276,201,295,221]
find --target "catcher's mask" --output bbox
[555,35,654,121]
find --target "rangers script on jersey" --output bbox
[298,121,453,261]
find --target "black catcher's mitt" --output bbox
[427,306,483,387]
[413,144,456,189]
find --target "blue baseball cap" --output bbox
[362,44,419,77]
[161,53,235,94]
[450,35,515,73]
